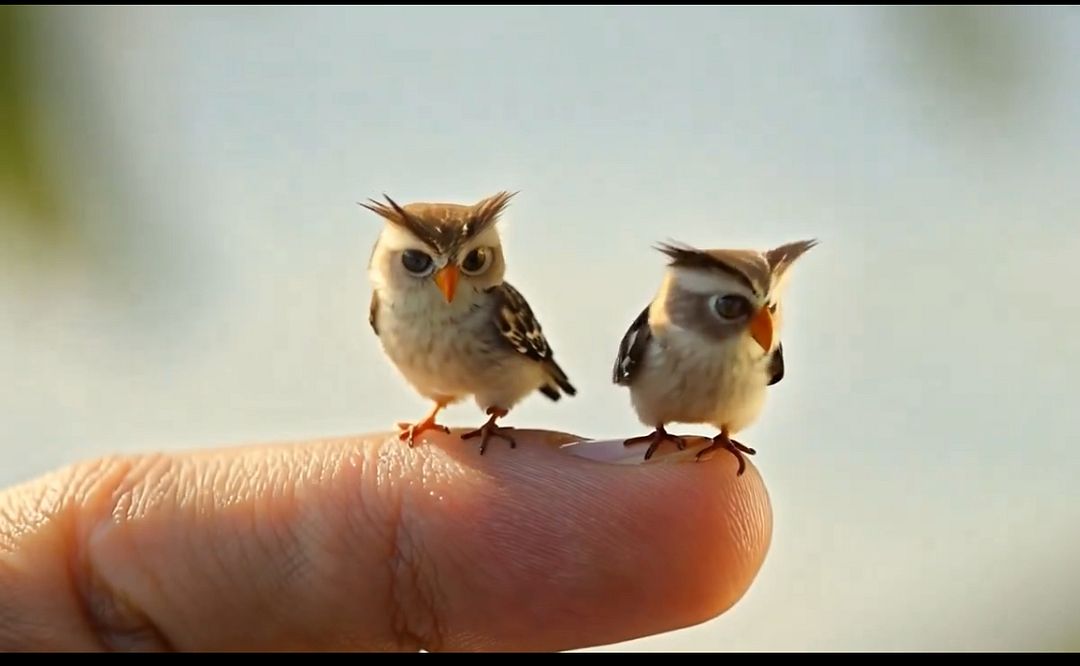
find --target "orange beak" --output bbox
[433,265,460,303]
[748,306,774,352]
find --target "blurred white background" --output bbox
[2,5,1078,651]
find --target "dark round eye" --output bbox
[460,247,492,276]
[712,294,752,320]
[401,249,434,276]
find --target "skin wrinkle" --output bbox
[389,501,425,651]
[343,437,423,651]
[193,454,229,611]
[731,471,768,558]
[232,452,303,646]
[93,454,226,649]
[246,450,306,629]
[265,452,312,641]
[111,455,170,521]
[99,457,183,650]
[0,482,40,553]
[65,456,176,651]
[296,444,377,650]
[216,454,269,631]
[1,430,771,652]
[1,464,89,553]
[269,451,314,599]
[160,458,215,646]
[703,466,771,619]
[374,437,446,651]
[0,462,100,650]
[412,446,455,649]
[201,449,317,648]
[369,442,410,649]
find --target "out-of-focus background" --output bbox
[2,5,1078,652]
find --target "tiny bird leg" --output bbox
[623,424,687,461]
[397,402,451,447]
[461,407,516,454]
[729,438,756,455]
[696,427,755,476]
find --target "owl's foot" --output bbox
[461,407,516,454]
[397,403,450,447]
[623,425,687,461]
[696,429,755,476]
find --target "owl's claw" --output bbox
[397,421,450,447]
[729,438,756,455]
[461,407,515,454]
[696,429,755,476]
[623,425,687,461]
[397,403,450,447]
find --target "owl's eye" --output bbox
[711,294,752,321]
[401,249,435,276]
[460,247,492,276]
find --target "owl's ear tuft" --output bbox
[358,194,415,228]
[470,191,518,233]
[765,239,818,280]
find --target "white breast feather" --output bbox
[374,283,546,411]
[629,325,771,434]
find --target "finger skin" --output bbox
[0,429,772,652]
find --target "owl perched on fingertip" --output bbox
[613,239,817,474]
[361,191,576,454]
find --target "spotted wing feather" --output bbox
[492,282,576,399]
[612,304,652,386]
[768,342,785,386]
[369,290,380,336]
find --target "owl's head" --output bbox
[362,191,516,309]
[654,239,817,355]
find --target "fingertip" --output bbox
[397,428,773,650]
[564,439,773,638]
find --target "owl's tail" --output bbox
[538,360,577,402]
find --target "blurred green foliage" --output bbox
[1,5,124,278]
[897,5,1028,96]
[0,5,63,236]
[879,4,1045,144]
[0,5,1042,271]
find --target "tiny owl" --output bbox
[612,239,817,473]
[361,191,576,453]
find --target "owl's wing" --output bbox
[612,304,652,386]
[369,290,380,336]
[490,282,576,400]
[767,342,785,386]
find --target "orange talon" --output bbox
[397,403,450,447]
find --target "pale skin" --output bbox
[0,427,771,652]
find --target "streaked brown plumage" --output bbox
[362,191,576,453]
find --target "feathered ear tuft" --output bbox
[766,239,818,279]
[655,240,764,295]
[358,194,441,249]
[654,239,705,266]
[358,194,414,228]
[470,190,518,231]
